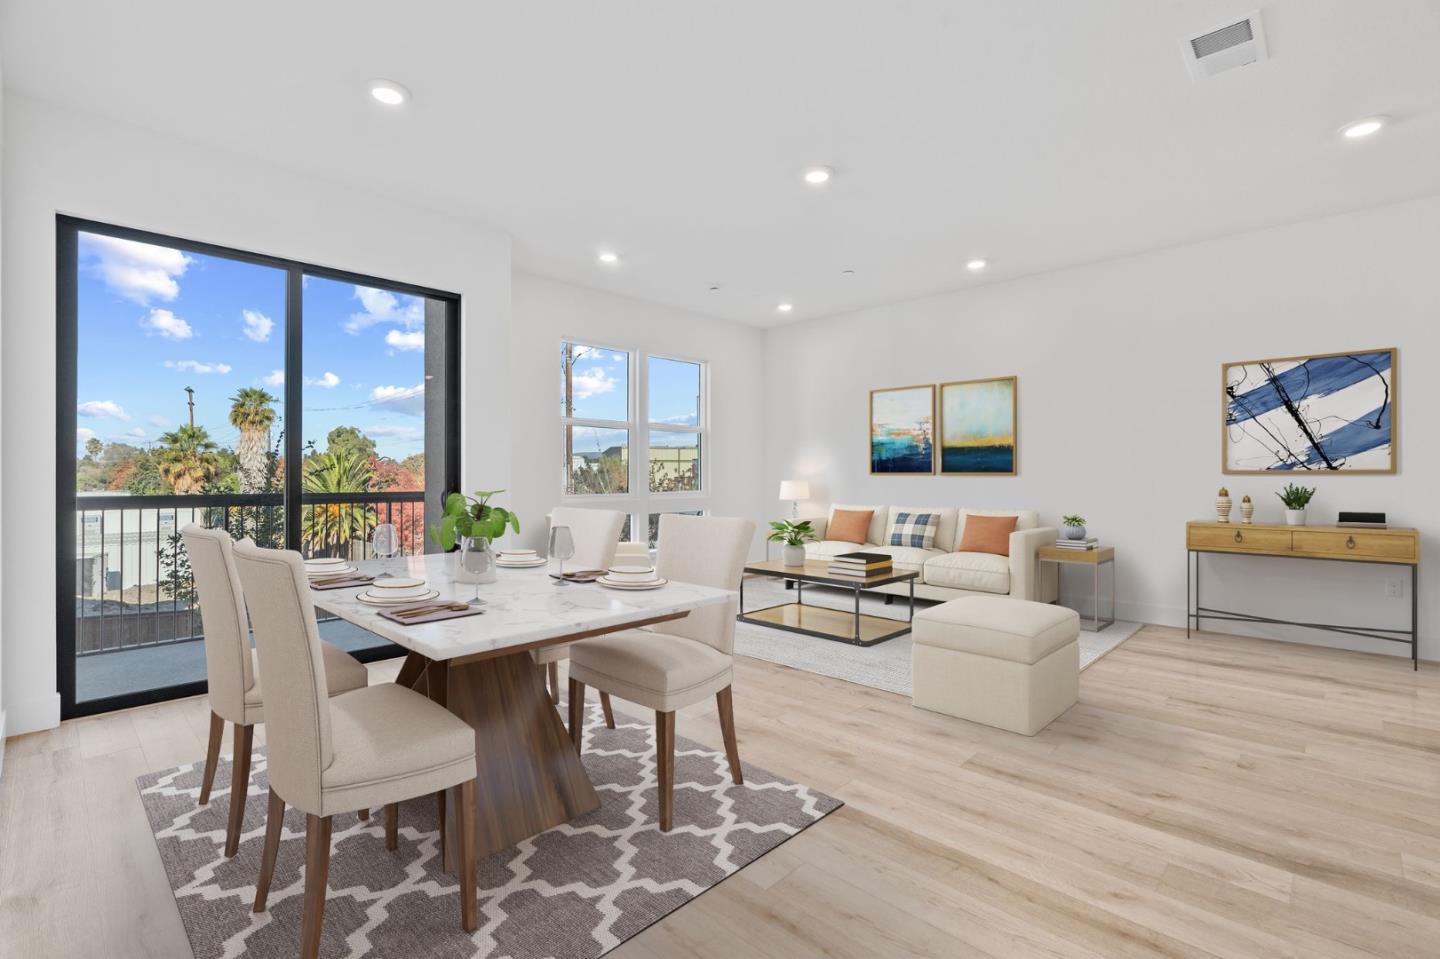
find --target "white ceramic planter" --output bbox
[782,544,807,567]
[1285,509,1306,527]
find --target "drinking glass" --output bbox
[372,523,399,578]
[460,536,491,606]
[549,526,576,586]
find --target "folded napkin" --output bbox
[378,603,485,625]
[308,575,376,591]
[549,569,605,583]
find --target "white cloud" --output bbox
[571,367,617,400]
[241,309,274,342]
[80,233,191,304]
[361,424,423,440]
[149,415,171,428]
[370,383,425,416]
[345,285,424,334]
[263,369,285,387]
[77,427,97,443]
[164,359,232,374]
[127,427,147,439]
[142,308,194,340]
[385,329,425,351]
[78,400,131,421]
[306,371,341,389]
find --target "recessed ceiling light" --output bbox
[777,302,794,313]
[368,79,411,106]
[841,269,855,276]
[802,166,833,185]
[597,251,620,265]
[966,259,988,271]
[1339,116,1388,139]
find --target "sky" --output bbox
[564,345,701,435]
[75,232,429,462]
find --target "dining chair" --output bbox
[534,507,626,713]
[181,524,370,858]
[566,513,755,831]
[233,542,480,957]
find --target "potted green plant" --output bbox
[1276,483,1315,527]
[1062,514,1088,540]
[430,489,521,583]
[767,519,816,567]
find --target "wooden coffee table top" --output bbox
[744,558,918,588]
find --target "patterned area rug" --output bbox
[136,701,841,958]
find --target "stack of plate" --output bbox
[496,549,546,569]
[304,556,357,578]
[597,564,667,590]
[356,577,439,606]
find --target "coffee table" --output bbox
[738,558,918,646]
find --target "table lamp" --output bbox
[778,480,810,519]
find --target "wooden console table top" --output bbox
[1185,521,1419,566]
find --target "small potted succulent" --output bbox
[1061,514,1088,540]
[1276,483,1315,527]
[767,519,816,567]
[430,489,521,583]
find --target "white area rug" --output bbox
[735,575,1141,696]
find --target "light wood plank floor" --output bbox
[2,625,1437,957]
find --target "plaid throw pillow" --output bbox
[888,512,940,549]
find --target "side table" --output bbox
[1037,545,1115,632]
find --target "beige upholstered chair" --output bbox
[534,507,626,711]
[232,542,480,957]
[566,513,755,831]
[181,525,369,857]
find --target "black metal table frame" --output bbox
[1186,549,1418,670]
[738,569,917,647]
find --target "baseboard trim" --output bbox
[4,691,62,738]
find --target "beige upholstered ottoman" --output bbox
[911,596,1080,735]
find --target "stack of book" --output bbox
[1054,536,1099,551]
[828,551,893,578]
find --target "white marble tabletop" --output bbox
[311,552,735,662]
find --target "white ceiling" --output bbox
[4,1,1439,327]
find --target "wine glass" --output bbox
[460,536,491,606]
[549,526,576,586]
[371,523,399,579]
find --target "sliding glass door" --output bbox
[57,216,459,717]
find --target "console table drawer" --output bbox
[1291,530,1418,564]
[1188,526,1292,553]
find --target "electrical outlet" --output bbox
[1385,579,1405,599]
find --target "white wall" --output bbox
[764,195,1440,663]
[507,273,768,555]
[0,56,7,772]
[0,94,512,735]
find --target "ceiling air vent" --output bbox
[1183,12,1268,80]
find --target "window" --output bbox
[560,341,707,542]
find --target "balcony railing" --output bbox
[74,490,427,656]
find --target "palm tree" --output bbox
[155,425,222,494]
[229,387,277,493]
[300,447,375,556]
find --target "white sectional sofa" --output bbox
[802,505,1058,603]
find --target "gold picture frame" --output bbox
[868,384,936,475]
[938,376,1018,476]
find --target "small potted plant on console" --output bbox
[1276,483,1316,526]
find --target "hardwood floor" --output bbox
[2,625,1437,957]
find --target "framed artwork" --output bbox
[869,384,935,474]
[938,376,1017,475]
[1222,348,1396,474]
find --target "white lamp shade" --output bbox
[778,480,810,501]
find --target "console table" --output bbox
[1185,522,1420,669]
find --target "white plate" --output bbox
[356,588,441,606]
[497,549,537,558]
[305,557,348,566]
[307,565,357,578]
[496,558,548,568]
[597,576,668,590]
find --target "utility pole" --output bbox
[184,386,195,428]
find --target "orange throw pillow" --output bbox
[828,509,875,544]
[957,514,1018,556]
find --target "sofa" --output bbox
[801,505,1058,603]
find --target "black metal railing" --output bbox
[74,490,427,656]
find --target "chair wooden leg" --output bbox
[357,807,370,821]
[300,814,333,959]
[436,790,450,873]
[198,711,224,806]
[224,722,254,858]
[253,788,285,912]
[599,691,616,729]
[656,710,676,832]
[548,661,560,705]
[568,678,587,751]
[455,780,478,932]
[716,685,743,785]
[384,803,399,852]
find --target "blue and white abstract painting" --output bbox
[1224,349,1395,473]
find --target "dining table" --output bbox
[311,552,736,860]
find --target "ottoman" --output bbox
[911,596,1080,735]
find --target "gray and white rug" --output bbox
[736,575,1142,695]
[136,701,840,959]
